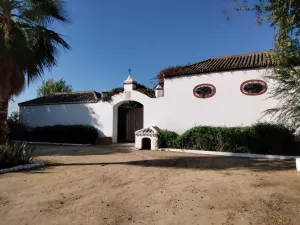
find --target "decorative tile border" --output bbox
[0,161,44,174]
[159,148,299,160]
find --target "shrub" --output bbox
[157,130,181,148]
[8,121,28,140]
[101,87,124,102]
[102,84,155,102]
[157,123,296,155]
[0,142,36,169]
[135,83,155,98]
[9,125,98,144]
[244,123,295,155]
[181,126,220,150]
[28,125,98,144]
[217,127,249,152]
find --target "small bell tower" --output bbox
[124,68,137,91]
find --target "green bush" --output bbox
[181,126,220,150]
[157,123,296,155]
[244,123,295,155]
[8,121,28,140]
[9,125,98,144]
[217,127,249,152]
[0,142,36,169]
[157,130,181,148]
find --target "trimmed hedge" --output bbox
[157,123,296,155]
[8,121,28,141]
[8,124,98,144]
[157,130,181,148]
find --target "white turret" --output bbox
[124,69,137,91]
[155,85,164,98]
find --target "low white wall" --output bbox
[19,102,112,137]
[20,68,279,142]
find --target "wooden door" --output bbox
[118,106,143,142]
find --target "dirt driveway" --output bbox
[0,144,300,225]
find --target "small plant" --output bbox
[0,142,36,169]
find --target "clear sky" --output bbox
[9,0,275,114]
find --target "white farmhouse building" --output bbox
[19,51,278,145]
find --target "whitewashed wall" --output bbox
[19,103,112,137]
[20,68,279,142]
[159,68,278,134]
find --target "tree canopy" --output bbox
[0,0,70,142]
[37,78,72,97]
[225,0,300,128]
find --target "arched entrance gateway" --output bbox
[117,101,144,143]
[111,73,160,143]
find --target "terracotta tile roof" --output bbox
[163,51,275,78]
[18,91,101,106]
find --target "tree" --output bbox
[0,0,70,143]
[225,0,300,129]
[37,78,72,97]
[7,111,19,123]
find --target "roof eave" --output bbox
[164,65,274,78]
[18,100,99,107]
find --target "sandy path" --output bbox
[0,144,300,225]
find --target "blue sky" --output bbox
[9,0,274,113]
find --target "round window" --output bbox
[193,84,216,98]
[240,80,268,96]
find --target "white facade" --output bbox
[19,68,278,143]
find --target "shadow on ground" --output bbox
[42,156,295,172]
[34,144,134,157]
[29,144,297,173]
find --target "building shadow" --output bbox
[20,103,105,138]
[33,144,134,157]
[42,155,296,172]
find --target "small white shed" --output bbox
[135,126,160,150]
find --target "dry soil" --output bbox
[0,144,300,225]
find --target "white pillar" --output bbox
[155,85,164,98]
[124,75,137,91]
[296,158,300,172]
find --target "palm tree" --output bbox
[0,0,70,143]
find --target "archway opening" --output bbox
[142,138,151,150]
[117,101,144,143]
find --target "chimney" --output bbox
[155,85,164,98]
[102,89,108,99]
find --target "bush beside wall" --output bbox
[0,142,36,169]
[8,124,98,144]
[157,130,181,148]
[157,123,296,155]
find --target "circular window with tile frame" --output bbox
[193,84,216,98]
[240,80,268,96]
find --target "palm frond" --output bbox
[0,0,70,96]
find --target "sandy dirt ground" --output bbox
[0,144,300,225]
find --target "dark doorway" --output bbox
[117,101,143,143]
[142,138,151,150]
